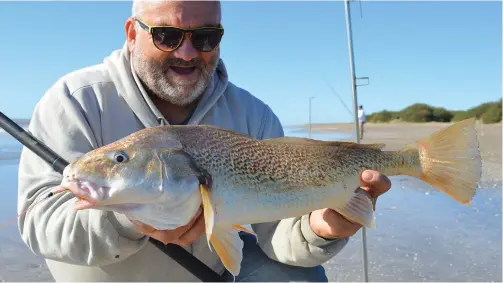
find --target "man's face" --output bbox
[127,1,222,106]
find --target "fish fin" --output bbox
[232,224,259,244]
[232,224,256,236]
[411,118,481,205]
[262,136,385,150]
[200,184,215,251]
[332,189,376,229]
[210,225,244,278]
[200,181,245,276]
[201,125,253,139]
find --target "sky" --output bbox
[0,1,501,127]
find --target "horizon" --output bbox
[4,98,500,128]
[0,1,501,127]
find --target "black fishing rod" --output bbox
[0,111,225,282]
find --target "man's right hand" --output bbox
[130,207,205,247]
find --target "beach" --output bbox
[0,122,501,281]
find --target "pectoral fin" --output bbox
[210,225,244,277]
[232,224,256,236]
[332,189,376,229]
[200,184,215,250]
[232,224,258,245]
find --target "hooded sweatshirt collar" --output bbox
[104,42,229,128]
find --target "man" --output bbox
[358,105,366,139]
[17,1,391,281]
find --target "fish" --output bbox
[60,118,481,277]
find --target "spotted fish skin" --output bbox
[155,126,420,225]
[65,118,480,226]
[62,119,481,277]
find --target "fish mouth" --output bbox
[63,176,140,210]
[60,164,203,216]
[61,176,180,212]
[64,179,144,212]
[61,178,111,210]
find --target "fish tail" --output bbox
[409,118,482,205]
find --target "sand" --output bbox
[302,121,502,183]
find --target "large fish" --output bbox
[61,118,481,276]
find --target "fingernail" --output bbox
[362,171,373,182]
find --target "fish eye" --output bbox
[113,151,129,163]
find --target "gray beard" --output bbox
[132,45,219,106]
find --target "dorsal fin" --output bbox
[192,125,386,150]
[261,137,386,150]
[197,125,254,139]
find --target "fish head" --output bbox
[61,132,207,230]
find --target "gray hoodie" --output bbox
[17,43,348,281]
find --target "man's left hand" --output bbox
[309,170,392,239]
[130,207,205,247]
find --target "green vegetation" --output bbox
[367,99,502,124]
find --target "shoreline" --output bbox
[295,121,502,132]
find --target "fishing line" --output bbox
[322,77,354,117]
[0,188,70,233]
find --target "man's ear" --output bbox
[125,17,137,52]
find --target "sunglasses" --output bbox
[135,18,224,52]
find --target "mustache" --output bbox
[163,58,205,69]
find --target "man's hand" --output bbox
[130,207,205,247]
[309,170,392,239]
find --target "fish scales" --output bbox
[68,125,422,217]
[175,126,416,191]
[159,126,421,225]
[60,119,482,277]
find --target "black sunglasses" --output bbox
[135,18,224,52]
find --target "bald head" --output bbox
[132,0,221,23]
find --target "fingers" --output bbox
[159,208,203,244]
[167,208,203,246]
[323,208,361,229]
[310,208,361,239]
[176,212,206,247]
[131,220,157,234]
[131,207,204,246]
[310,171,392,240]
[360,170,392,198]
[149,229,179,245]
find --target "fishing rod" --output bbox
[0,111,225,282]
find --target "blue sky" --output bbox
[0,1,501,126]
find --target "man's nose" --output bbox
[172,33,198,61]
